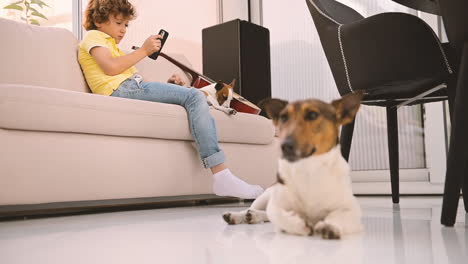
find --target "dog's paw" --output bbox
[223,108,237,115]
[222,210,248,225]
[223,212,236,225]
[313,221,341,239]
[277,210,312,236]
[245,209,268,224]
[222,209,267,225]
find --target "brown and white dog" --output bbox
[222,91,364,239]
[199,80,237,115]
[168,74,236,115]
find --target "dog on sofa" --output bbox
[168,74,237,115]
[199,80,237,115]
[222,91,364,239]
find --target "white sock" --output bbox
[212,169,264,199]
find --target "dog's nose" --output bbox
[281,137,296,157]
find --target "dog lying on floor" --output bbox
[168,74,237,115]
[222,91,364,239]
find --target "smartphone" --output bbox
[148,29,169,60]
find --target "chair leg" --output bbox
[386,106,399,204]
[464,176,468,213]
[340,118,356,161]
[459,43,468,214]
[441,41,468,226]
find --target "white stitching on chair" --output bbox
[338,25,354,92]
[421,22,453,74]
[307,0,342,25]
[309,0,354,92]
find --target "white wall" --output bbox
[221,0,249,22]
[118,0,218,72]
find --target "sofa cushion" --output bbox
[0,84,275,145]
[0,18,89,93]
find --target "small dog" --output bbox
[222,91,364,239]
[199,80,237,115]
[168,74,237,115]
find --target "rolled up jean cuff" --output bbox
[202,150,225,168]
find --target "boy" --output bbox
[78,0,263,199]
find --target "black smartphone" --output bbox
[148,29,169,60]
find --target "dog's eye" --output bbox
[304,110,319,121]
[280,113,289,123]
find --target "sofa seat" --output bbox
[0,84,275,145]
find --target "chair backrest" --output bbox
[306,0,364,95]
[311,0,364,24]
[307,0,451,97]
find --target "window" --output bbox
[1,0,73,30]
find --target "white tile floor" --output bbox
[0,197,467,264]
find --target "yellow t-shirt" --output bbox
[78,30,137,96]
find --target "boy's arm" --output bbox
[91,47,147,76]
[90,35,161,76]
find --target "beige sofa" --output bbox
[0,18,279,216]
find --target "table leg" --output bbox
[464,171,468,213]
[340,118,355,162]
[441,42,468,226]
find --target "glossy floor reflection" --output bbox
[0,197,467,264]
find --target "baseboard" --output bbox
[352,182,444,195]
[0,194,245,221]
[1,183,447,221]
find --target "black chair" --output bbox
[305,0,454,203]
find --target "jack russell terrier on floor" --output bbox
[222,91,364,239]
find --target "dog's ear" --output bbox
[215,81,224,91]
[258,98,289,125]
[331,90,363,125]
[228,79,236,89]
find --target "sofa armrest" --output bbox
[340,12,452,91]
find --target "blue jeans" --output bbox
[111,78,225,168]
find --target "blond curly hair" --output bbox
[83,0,136,30]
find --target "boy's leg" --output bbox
[113,80,222,164]
[111,80,263,198]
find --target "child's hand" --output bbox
[167,74,186,86]
[141,35,162,56]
